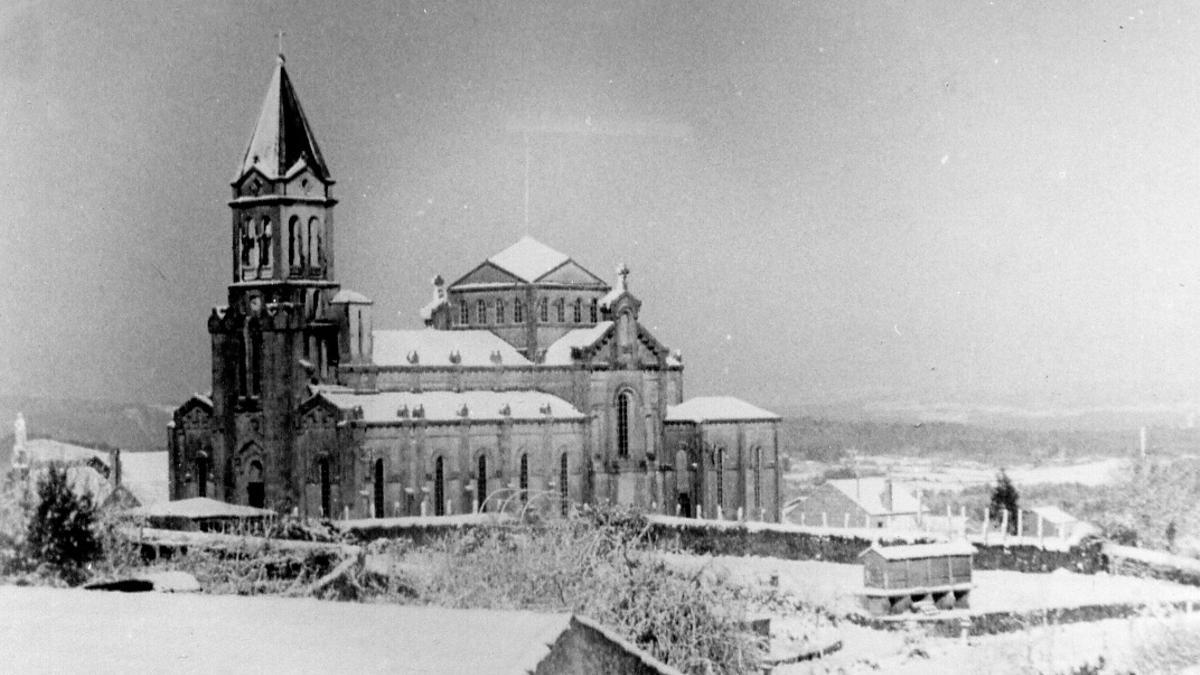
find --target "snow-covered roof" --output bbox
[330,289,372,304]
[860,541,976,560]
[543,322,613,364]
[665,397,780,423]
[372,329,531,367]
[321,390,586,423]
[236,59,330,182]
[22,439,109,466]
[825,478,923,516]
[1027,505,1078,524]
[126,497,275,520]
[488,236,570,282]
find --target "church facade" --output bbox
[168,58,782,522]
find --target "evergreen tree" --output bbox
[26,463,99,584]
[990,469,1020,535]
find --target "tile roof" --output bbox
[665,397,780,423]
[825,478,922,516]
[542,322,613,364]
[330,289,371,304]
[321,390,586,423]
[488,236,569,282]
[372,329,531,367]
[237,59,330,182]
[1028,505,1078,524]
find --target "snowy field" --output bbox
[659,552,1200,615]
[785,456,1126,495]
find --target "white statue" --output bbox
[12,412,28,470]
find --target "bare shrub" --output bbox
[391,505,764,674]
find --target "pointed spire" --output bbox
[236,58,331,183]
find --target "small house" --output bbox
[793,477,924,529]
[859,541,975,615]
[1020,505,1097,541]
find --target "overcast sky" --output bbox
[4,1,1200,411]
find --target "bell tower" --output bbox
[206,54,345,512]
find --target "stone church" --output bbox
[168,57,782,522]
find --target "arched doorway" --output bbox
[373,458,385,518]
[195,453,209,499]
[247,459,265,508]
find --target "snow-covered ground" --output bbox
[785,456,1126,495]
[659,553,1200,615]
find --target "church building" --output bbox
[168,57,782,522]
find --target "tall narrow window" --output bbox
[616,391,631,458]
[477,455,488,512]
[434,456,445,516]
[318,457,331,517]
[555,298,565,322]
[307,217,320,269]
[195,454,209,498]
[573,299,582,323]
[259,217,272,267]
[374,458,385,518]
[590,298,598,323]
[513,298,524,323]
[240,219,254,267]
[496,299,506,324]
[519,453,529,503]
[248,323,263,397]
[753,447,762,513]
[357,309,364,356]
[477,299,488,325]
[539,298,548,322]
[560,453,569,516]
[288,216,300,267]
[459,302,470,325]
[715,449,725,514]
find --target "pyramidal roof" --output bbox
[236,57,330,183]
[487,236,570,282]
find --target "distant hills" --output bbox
[0,395,173,456]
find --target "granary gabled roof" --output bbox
[236,57,330,183]
[859,541,976,561]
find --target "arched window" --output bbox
[459,301,470,325]
[573,298,582,323]
[539,298,548,322]
[590,298,598,323]
[477,299,488,325]
[715,448,725,514]
[240,218,254,267]
[249,459,266,509]
[560,453,569,516]
[519,453,529,503]
[513,298,524,323]
[259,217,272,266]
[317,457,331,517]
[307,217,320,269]
[288,216,300,267]
[434,456,445,516]
[477,455,488,512]
[195,454,209,498]
[496,299,506,324]
[555,298,565,322]
[616,391,632,458]
[374,458,385,518]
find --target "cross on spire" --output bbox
[276,31,286,62]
